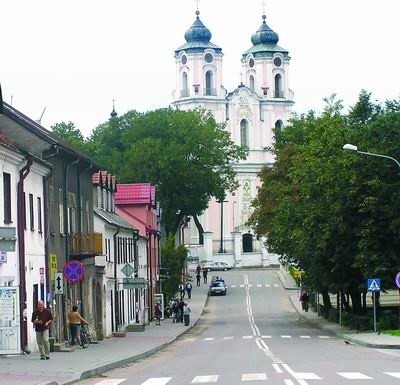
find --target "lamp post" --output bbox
[217,199,228,253]
[343,144,400,169]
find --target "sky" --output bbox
[1,0,400,137]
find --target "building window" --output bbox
[181,72,189,97]
[3,172,11,223]
[49,185,55,233]
[59,188,64,234]
[275,119,284,130]
[240,119,249,148]
[274,74,283,98]
[29,193,34,231]
[249,75,255,92]
[68,192,76,234]
[37,197,42,233]
[205,70,214,95]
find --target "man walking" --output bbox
[31,300,53,360]
[202,268,208,283]
[185,281,193,299]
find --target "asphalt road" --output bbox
[76,269,400,385]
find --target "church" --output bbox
[172,9,294,267]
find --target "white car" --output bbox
[202,262,233,272]
[209,280,227,296]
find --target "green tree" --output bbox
[51,121,87,153]
[160,235,187,301]
[249,92,400,314]
[88,107,247,237]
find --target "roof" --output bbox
[115,183,156,206]
[94,207,137,231]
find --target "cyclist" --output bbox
[67,305,89,346]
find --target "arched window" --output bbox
[181,72,188,97]
[249,75,255,92]
[275,120,283,130]
[205,70,213,95]
[240,119,249,148]
[274,74,282,98]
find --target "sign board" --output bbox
[54,273,63,294]
[39,267,44,284]
[121,263,134,277]
[367,278,381,292]
[63,260,85,283]
[396,272,400,289]
[49,254,57,281]
[122,277,147,289]
[0,251,6,263]
[0,227,16,252]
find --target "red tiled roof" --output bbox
[115,183,155,205]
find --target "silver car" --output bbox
[209,280,227,296]
[202,262,233,272]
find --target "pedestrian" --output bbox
[183,302,191,326]
[178,298,185,322]
[185,281,193,299]
[31,300,53,360]
[196,272,201,286]
[172,299,179,323]
[196,264,202,275]
[202,268,208,283]
[300,291,310,312]
[67,305,89,346]
[178,283,185,298]
[154,302,162,325]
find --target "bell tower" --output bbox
[172,10,226,121]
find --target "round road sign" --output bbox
[395,272,400,289]
[63,260,85,283]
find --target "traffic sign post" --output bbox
[63,260,85,284]
[54,273,63,295]
[367,278,381,333]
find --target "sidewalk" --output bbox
[277,268,400,350]
[0,282,210,385]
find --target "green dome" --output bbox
[251,15,279,45]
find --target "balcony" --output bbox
[180,89,189,97]
[70,232,103,256]
[204,88,216,96]
[274,90,285,98]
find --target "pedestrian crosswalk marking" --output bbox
[337,372,373,379]
[261,335,272,339]
[204,337,215,341]
[222,336,234,340]
[257,284,262,287]
[141,378,172,385]
[241,373,267,381]
[273,284,279,287]
[240,284,245,287]
[281,335,291,338]
[231,284,237,288]
[318,336,330,339]
[95,380,126,385]
[243,335,253,339]
[385,372,400,378]
[299,335,311,338]
[192,375,219,383]
[265,284,270,287]
[293,372,321,380]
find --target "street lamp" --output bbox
[343,144,400,169]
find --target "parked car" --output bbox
[202,262,233,272]
[209,280,227,296]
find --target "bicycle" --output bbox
[80,324,91,348]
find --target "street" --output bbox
[76,270,400,385]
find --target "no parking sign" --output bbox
[63,260,85,283]
[395,272,400,289]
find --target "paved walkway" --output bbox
[1,269,399,385]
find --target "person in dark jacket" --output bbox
[31,301,53,360]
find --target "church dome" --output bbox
[251,15,279,45]
[184,11,212,43]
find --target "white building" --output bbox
[173,11,294,267]
[0,131,50,354]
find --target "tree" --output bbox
[51,121,87,153]
[88,107,247,237]
[249,92,400,314]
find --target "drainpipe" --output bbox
[18,155,33,353]
[113,226,120,331]
[63,157,79,341]
[77,163,93,318]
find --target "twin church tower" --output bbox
[172,9,294,265]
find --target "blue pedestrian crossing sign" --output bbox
[367,278,381,292]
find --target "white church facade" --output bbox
[172,11,294,267]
